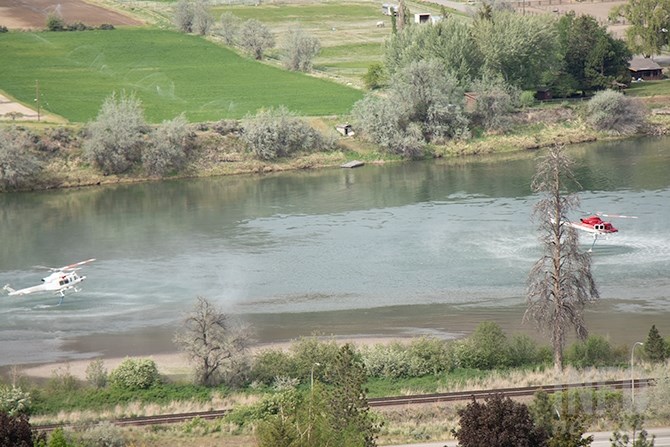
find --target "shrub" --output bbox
[0,412,43,447]
[242,106,332,160]
[98,24,115,30]
[84,91,147,175]
[363,63,386,90]
[46,14,64,31]
[469,76,520,132]
[290,337,340,384]
[0,126,43,191]
[142,114,193,176]
[455,322,511,370]
[0,25,8,33]
[76,421,125,447]
[585,89,646,135]
[251,349,295,385]
[85,359,108,389]
[454,393,548,447]
[520,90,536,107]
[108,358,160,390]
[565,334,617,368]
[507,334,545,367]
[0,385,31,416]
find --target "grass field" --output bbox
[209,0,444,83]
[0,28,363,123]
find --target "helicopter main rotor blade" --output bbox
[596,212,638,219]
[60,258,96,271]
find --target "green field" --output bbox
[0,28,363,123]
[210,0,443,82]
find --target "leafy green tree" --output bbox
[472,12,558,89]
[324,344,380,447]
[585,90,646,135]
[525,144,599,372]
[84,91,147,175]
[281,26,320,72]
[454,393,548,447]
[610,0,670,57]
[553,13,631,95]
[0,127,43,191]
[238,19,275,60]
[644,324,667,362]
[383,17,481,83]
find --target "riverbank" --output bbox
[4,101,670,193]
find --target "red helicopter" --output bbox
[566,213,637,251]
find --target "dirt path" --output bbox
[0,93,64,122]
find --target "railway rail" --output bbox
[34,378,654,432]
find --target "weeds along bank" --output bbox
[2,93,669,193]
[3,324,670,446]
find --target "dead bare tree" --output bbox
[174,296,252,386]
[525,144,599,372]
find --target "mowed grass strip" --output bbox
[0,28,363,123]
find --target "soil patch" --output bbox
[0,0,142,29]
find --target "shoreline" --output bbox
[9,299,670,381]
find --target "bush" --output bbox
[469,76,520,132]
[242,106,332,160]
[192,0,213,36]
[46,14,64,31]
[520,90,536,107]
[363,63,386,90]
[455,322,511,370]
[290,337,341,384]
[565,335,619,368]
[85,359,108,389]
[0,126,43,191]
[98,24,115,30]
[0,385,31,416]
[142,114,193,176]
[455,393,548,447]
[108,358,160,390]
[251,349,295,385]
[585,89,646,135]
[507,334,546,367]
[0,25,8,33]
[76,421,125,447]
[84,91,147,175]
[0,412,43,447]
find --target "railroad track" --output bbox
[34,378,653,432]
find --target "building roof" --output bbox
[629,56,663,72]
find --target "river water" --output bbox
[1,138,669,366]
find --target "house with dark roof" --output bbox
[629,56,664,81]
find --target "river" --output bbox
[1,138,669,366]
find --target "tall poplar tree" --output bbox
[525,144,599,372]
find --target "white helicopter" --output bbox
[3,258,96,305]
